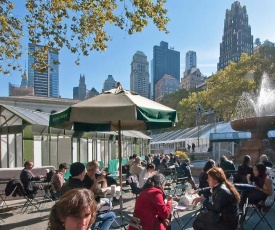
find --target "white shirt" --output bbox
[139,168,153,188]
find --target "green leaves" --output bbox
[1,0,169,74]
[0,0,24,75]
[177,48,275,128]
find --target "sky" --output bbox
[1,0,275,99]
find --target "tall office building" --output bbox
[28,43,59,97]
[185,51,197,71]
[73,74,87,100]
[155,74,180,102]
[130,51,150,98]
[151,41,180,99]
[217,1,253,70]
[102,75,116,92]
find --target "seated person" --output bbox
[126,154,137,167]
[234,155,254,183]
[259,154,273,168]
[61,162,116,230]
[83,161,108,194]
[239,163,273,212]
[198,159,215,197]
[51,163,69,199]
[192,167,240,230]
[20,161,54,197]
[219,155,236,171]
[153,155,161,170]
[48,188,98,230]
[129,174,172,230]
[139,163,156,188]
[83,161,113,209]
[158,159,169,176]
[130,157,144,180]
[177,159,196,189]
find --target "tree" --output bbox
[159,88,189,109]
[0,0,169,74]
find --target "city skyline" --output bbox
[0,1,275,99]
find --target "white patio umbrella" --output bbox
[49,87,178,208]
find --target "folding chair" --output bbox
[244,176,275,230]
[0,191,8,209]
[172,170,188,196]
[127,216,142,230]
[11,180,41,214]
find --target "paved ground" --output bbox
[0,187,275,230]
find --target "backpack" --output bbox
[46,170,55,182]
[127,175,141,195]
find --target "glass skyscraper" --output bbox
[217,1,253,70]
[185,51,197,71]
[151,41,180,99]
[28,43,59,97]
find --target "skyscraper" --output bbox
[73,74,87,100]
[130,51,150,98]
[185,51,197,71]
[217,1,253,70]
[102,75,116,92]
[28,43,59,97]
[151,41,180,99]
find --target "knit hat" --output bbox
[152,173,166,185]
[70,162,85,177]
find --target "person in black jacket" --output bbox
[20,161,43,195]
[198,159,215,198]
[192,167,240,230]
[234,155,254,183]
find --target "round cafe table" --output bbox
[234,183,256,194]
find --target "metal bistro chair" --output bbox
[127,175,141,199]
[12,180,41,214]
[0,191,8,210]
[128,216,142,230]
[244,175,275,230]
[172,170,188,196]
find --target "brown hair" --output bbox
[47,188,97,230]
[207,167,240,203]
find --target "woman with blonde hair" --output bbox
[192,167,240,230]
[48,188,97,230]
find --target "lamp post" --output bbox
[196,101,202,147]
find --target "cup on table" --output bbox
[111,185,116,196]
[115,190,120,199]
[187,204,194,211]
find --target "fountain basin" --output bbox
[231,116,275,139]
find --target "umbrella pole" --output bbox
[118,120,123,212]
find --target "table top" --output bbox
[234,183,256,192]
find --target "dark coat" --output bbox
[5,179,23,197]
[20,168,40,193]
[234,165,253,183]
[194,184,239,230]
[220,160,236,171]
[60,177,84,197]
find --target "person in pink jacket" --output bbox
[129,173,172,230]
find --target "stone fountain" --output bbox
[231,73,275,164]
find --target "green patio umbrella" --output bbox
[49,87,177,199]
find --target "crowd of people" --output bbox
[125,152,274,230]
[18,151,274,230]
